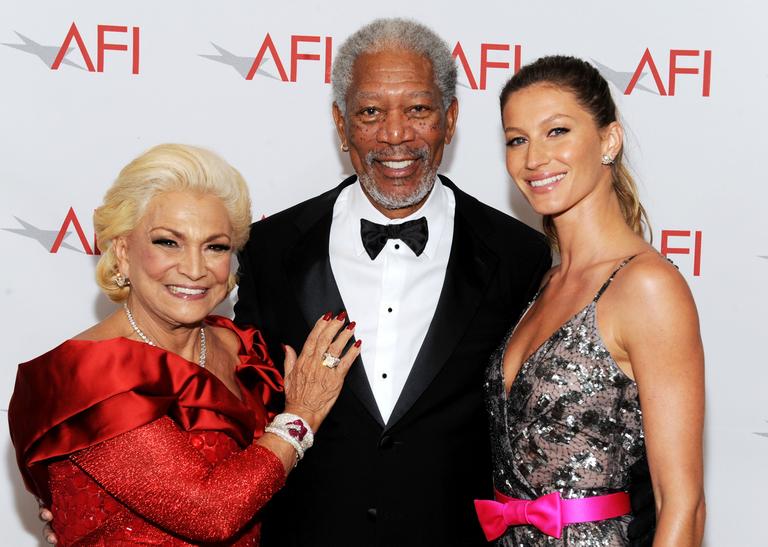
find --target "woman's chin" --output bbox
[529,203,565,217]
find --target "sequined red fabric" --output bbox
[9,316,285,546]
[50,418,284,545]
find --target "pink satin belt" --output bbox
[474,489,630,541]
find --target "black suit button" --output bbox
[366,507,377,521]
[379,435,394,450]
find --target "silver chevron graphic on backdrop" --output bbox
[199,42,281,80]
[2,217,84,253]
[591,58,657,94]
[2,31,84,69]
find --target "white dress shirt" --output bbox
[329,179,455,423]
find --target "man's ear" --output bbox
[444,97,459,145]
[332,102,349,151]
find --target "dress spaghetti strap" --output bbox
[593,254,639,302]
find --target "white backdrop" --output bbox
[1,1,766,545]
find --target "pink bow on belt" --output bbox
[474,490,630,541]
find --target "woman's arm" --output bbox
[613,259,706,546]
[72,416,286,542]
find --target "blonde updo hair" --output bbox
[94,144,252,302]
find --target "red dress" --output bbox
[9,316,286,546]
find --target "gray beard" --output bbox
[357,168,437,210]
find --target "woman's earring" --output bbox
[600,154,615,166]
[114,272,130,288]
[340,143,349,152]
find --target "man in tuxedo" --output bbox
[234,18,551,547]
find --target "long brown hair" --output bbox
[500,55,650,249]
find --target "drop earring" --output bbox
[114,272,130,287]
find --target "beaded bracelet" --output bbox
[264,413,314,461]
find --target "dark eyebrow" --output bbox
[405,90,436,99]
[204,233,232,243]
[149,227,231,243]
[504,113,575,133]
[150,226,184,238]
[354,91,380,101]
[353,90,436,101]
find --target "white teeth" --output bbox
[529,173,566,188]
[169,286,206,295]
[381,160,415,169]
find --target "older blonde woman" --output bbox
[9,144,360,546]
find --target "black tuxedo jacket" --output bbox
[234,175,552,546]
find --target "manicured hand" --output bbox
[282,312,361,431]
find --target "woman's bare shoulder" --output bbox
[608,250,699,336]
[615,251,691,301]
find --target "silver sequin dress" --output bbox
[484,257,645,546]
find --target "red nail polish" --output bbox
[336,310,347,321]
[346,321,356,331]
[322,312,333,321]
[354,339,362,348]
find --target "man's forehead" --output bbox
[348,51,436,98]
[352,47,432,74]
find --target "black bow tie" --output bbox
[360,217,429,260]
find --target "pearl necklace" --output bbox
[123,302,207,368]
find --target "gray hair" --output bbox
[331,18,457,115]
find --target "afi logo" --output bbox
[202,33,332,82]
[243,33,332,82]
[626,49,711,96]
[53,22,140,74]
[452,41,522,90]
[50,207,99,254]
[660,229,702,276]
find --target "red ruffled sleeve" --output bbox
[208,315,284,423]
[8,315,283,505]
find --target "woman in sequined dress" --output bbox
[476,57,705,546]
[9,144,361,546]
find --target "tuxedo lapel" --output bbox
[386,179,498,430]
[284,177,384,427]
[285,215,343,328]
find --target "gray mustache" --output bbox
[365,146,429,165]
